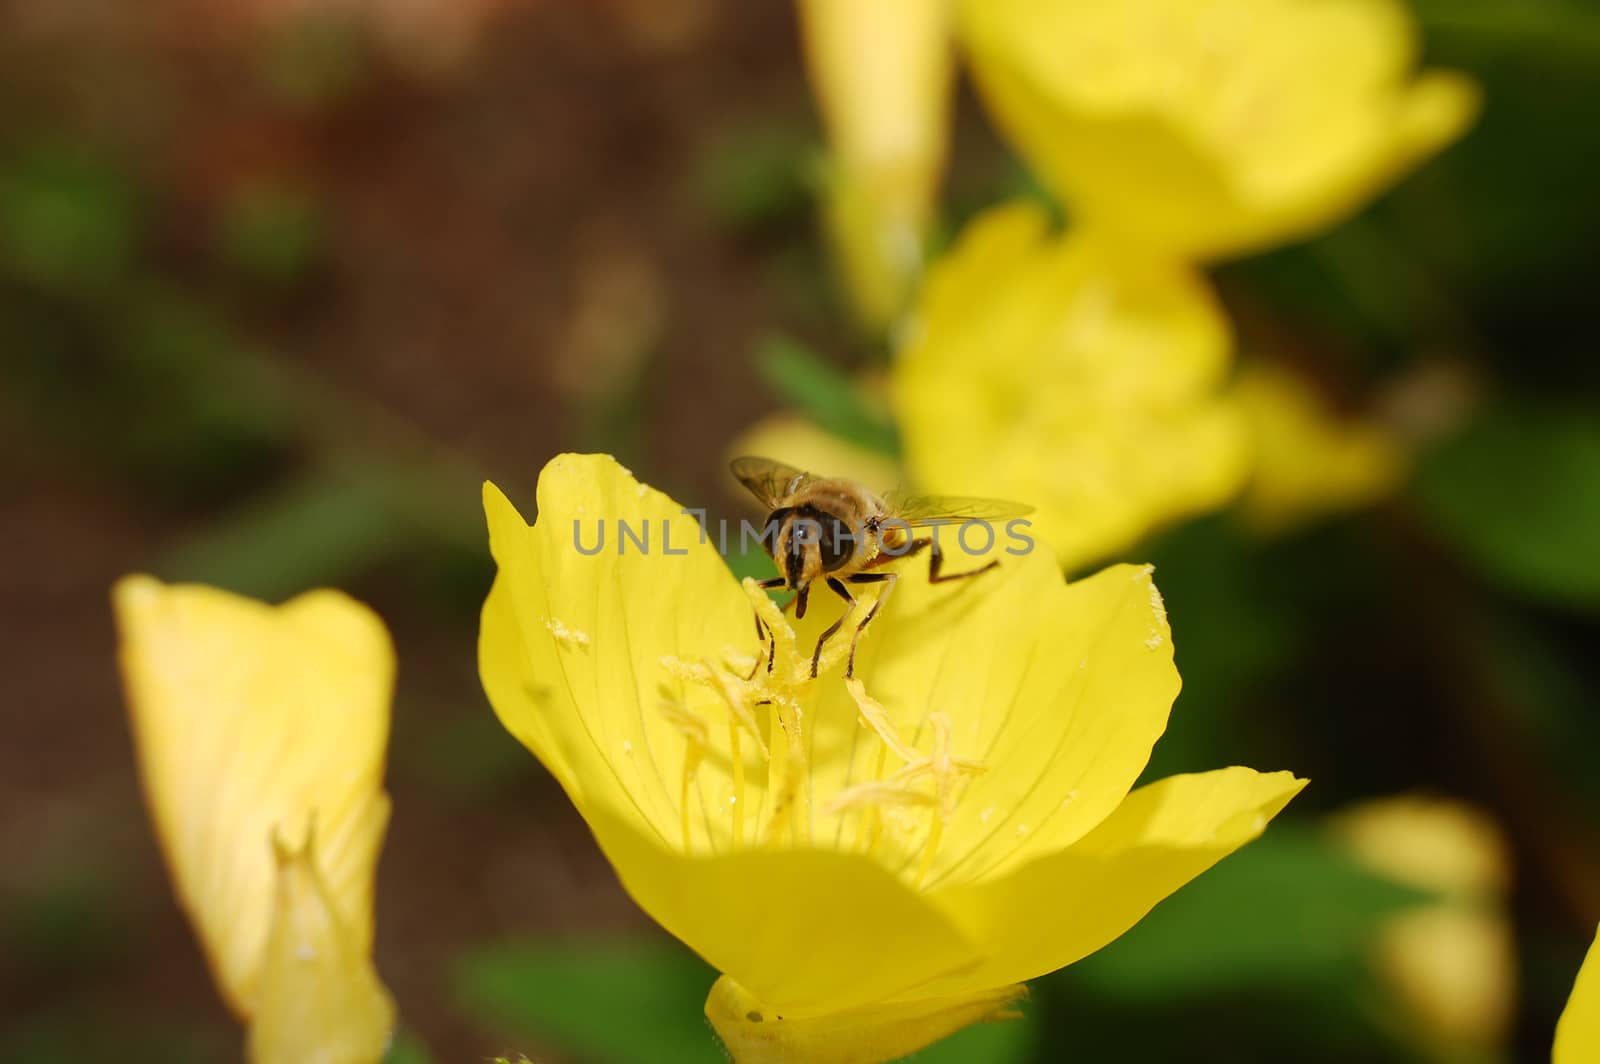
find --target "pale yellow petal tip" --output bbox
[1331,796,1508,897]
[249,832,395,1064]
[1403,71,1483,153]
[111,572,164,613]
[707,975,1025,1064]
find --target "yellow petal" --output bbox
[587,804,980,1017]
[920,767,1306,996]
[959,0,1479,259]
[803,558,1181,888]
[706,974,1022,1064]
[800,0,954,327]
[479,457,751,849]
[1234,363,1408,535]
[248,830,396,1064]
[112,576,393,1017]
[1557,925,1600,1064]
[893,202,1249,568]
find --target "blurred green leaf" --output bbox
[692,123,816,234]
[0,142,138,291]
[1415,0,1600,62]
[1413,403,1600,609]
[217,180,323,285]
[454,936,720,1064]
[755,335,900,457]
[1066,826,1432,1001]
[382,1031,435,1064]
[157,463,427,598]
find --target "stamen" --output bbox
[762,695,811,846]
[658,700,708,853]
[844,677,920,764]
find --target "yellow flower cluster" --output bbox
[479,453,1304,1061]
[790,0,1478,566]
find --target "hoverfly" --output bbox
[730,455,1032,680]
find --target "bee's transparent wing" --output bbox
[882,488,1034,527]
[729,455,816,509]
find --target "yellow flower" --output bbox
[113,576,396,1064]
[1557,925,1600,1064]
[960,0,1479,260]
[798,0,955,328]
[1331,797,1514,1055]
[1234,362,1408,534]
[479,453,1304,1062]
[892,201,1250,570]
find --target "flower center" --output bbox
[659,578,985,885]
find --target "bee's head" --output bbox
[771,506,853,617]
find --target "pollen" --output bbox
[659,593,987,883]
[545,617,591,649]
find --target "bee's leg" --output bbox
[746,576,788,680]
[810,577,859,679]
[843,572,894,679]
[927,542,998,584]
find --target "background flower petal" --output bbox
[959,0,1478,259]
[893,203,1249,569]
[247,829,396,1064]
[112,576,392,1016]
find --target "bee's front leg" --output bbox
[842,571,894,679]
[746,576,787,680]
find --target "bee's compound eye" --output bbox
[817,513,854,572]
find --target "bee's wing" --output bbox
[882,488,1035,527]
[729,455,816,509]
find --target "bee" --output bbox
[730,455,1032,680]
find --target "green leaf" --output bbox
[691,123,816,233]
[156,462,460,599]
[1412,402,1600,609]
[382,1031,436,1064]
[754,335,900,457]
[453,937,721,1064]
[0,143,139,292]
[1066,827,1433,1001]
[217,180,323,285]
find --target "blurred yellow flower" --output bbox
[798,0,954,328]
[1557,925,1600,1064]
[1235,362,1408,534]
[960,0,1479,260]
[480,453,1304,1062]
[113,576,395,1064]
[892,201,1250,570]
[1332,797,1514,1056]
